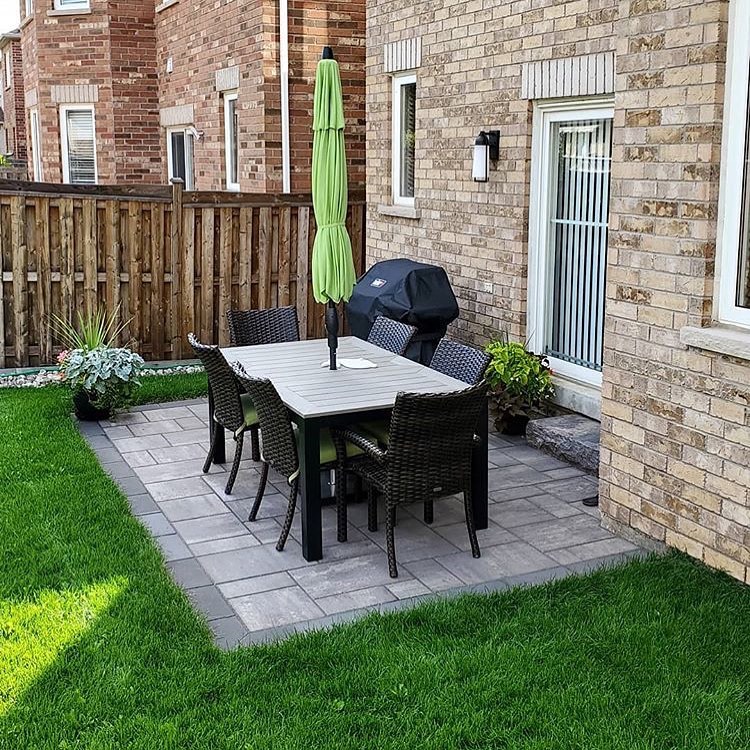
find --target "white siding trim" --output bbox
[521,53,615,100]
[215,65,240,92]
[51,84,99,104]
[160,104,194,128]
[384,37,421,73]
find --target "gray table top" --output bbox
[222,336,469,418]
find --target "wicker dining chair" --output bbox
[226,306,300,347]
[333,383,488,578]
[429,339,491,385]
[366,316,417,356]
[233,365,363,552]
[188,333,260,495]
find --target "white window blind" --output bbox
[63,108,96,184]
[546,118,612,372]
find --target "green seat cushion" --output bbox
[306,428,364,466]
[240,393,259,427]
[360,419,390,446]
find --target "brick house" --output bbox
[0,31,27,170]
[366,0,749,582]
[16,0,365,191]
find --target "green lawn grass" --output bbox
[0,379,749,749]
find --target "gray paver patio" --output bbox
[83,397,647,648]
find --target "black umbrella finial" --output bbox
[322,46,334,60]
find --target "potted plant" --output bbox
[484,338,554,435]
[53,309,144,421]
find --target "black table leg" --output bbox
[298,417,323,561]
[472,399,489,529]
[207,386,226,464]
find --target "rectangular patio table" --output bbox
[214,336,488,562]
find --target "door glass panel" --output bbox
[170,131,186,182]
[546,118,612,372]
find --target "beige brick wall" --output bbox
[601,0,750,584]
[366,0,618,344]
[366,0,750,583]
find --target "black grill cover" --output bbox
[346,259,459,364]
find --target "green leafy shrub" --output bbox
[54,307,142,416]
[484,340,554,433]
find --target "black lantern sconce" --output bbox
[472,130,500,182]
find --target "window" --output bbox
[167,128,194,190]
[54,0,90,10]
[391,73,416,206]
[3,50,11,90]
[224,92,239,191]
[30,108,42,181]
[60,105,97,184]
[25,0,33,17]
[718,0,750,327]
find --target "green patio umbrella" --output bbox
[312,46,356,370]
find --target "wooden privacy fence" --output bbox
[0,180,366,367]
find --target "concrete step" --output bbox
[526,414,600,477]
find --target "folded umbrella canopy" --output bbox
[311,47,356,370]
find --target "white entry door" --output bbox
[528,99,614,387]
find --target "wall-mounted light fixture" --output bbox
[472,130,500,182]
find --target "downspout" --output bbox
[279,0,291,193]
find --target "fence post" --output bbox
[170,178,184,358]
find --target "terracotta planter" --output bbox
[73,390,112,421]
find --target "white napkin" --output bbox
[320,358,377,369]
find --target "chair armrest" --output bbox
[331,427,387,465]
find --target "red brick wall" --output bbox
[155,0,267,191]
[1,37,27,168]
[20,0,160,184]
[109,1,161,182]
[155,0,365,192]
[20,0,364,189]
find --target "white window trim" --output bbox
[54,0,90,10]
[25,0,33,17]
[59,104,98,185]
[30,107,42,181]
[527,96,615,389]
[716,0,750,328]
[224,92,239,192]
[391,72,416,207]
[166,126,194,191]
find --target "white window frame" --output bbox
[224,92,239,192]
[716,0,750,328]
[29,107,43,181]
[391,72,416,207]
[54,0,90,10]
[3,50,11,90]
[528,96,615,388]
[25,0,33,17]
[59,104,98,185]
[166,126,194,191]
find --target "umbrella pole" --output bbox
[325,298,339,370]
